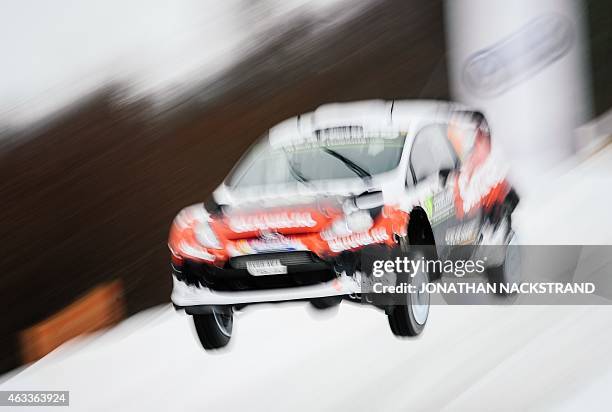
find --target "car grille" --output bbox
[229,251,318,269]
[177,256,334,292]
[211,270,335,291]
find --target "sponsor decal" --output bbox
[423,196,434,220]
[275,127,405,151]
[230,232,306,256]
[463,14,574,97]
[228,212,317,233]
[327,227,389,252]
[445,219,480,245]
[315,126,365,141]
[426,189,455,225]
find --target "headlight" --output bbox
[194,220,222,249]
[178,241,215,261]
[330,211,373,237]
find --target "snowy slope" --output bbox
[2,303,612,411]
[2,146,612,411]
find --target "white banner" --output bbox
[445,0,592,192]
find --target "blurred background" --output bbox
[0,0,611,409]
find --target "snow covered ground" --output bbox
[4,303,612,412]
[2,145,611,411]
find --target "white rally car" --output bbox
[169,100,519,349]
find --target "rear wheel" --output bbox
[487,231,521,294]
[192,308,233,350]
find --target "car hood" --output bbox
[209,196,345,241]
[208,179,382,240]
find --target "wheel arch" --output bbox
[407,206,436,247]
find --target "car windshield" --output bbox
[228,130,406,188]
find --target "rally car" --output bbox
[169,100,519,349]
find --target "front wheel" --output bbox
[309,295,342,310]
[192,308,233,350]
[387,248,431,337]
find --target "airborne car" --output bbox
[169,100,519,349]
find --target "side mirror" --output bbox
[439,168,452,185]
[354,191,384,210]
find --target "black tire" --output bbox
[408,208,441,280]
[487,232,521,296]
[309,296,342,310]
[387,275,430,336]
[387,239,430,337]
[192,309,233,350]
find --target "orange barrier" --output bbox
[19,280,125,364]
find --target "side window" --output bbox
[409,131,435,183]
[410,124,458,183]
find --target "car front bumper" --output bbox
[171,273,361,307]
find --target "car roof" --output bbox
[268,99,473,145]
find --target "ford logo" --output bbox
[463,14,574,97]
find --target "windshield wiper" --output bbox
[284,152,310,184]
[321,148,372,179]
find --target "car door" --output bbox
[408,123,465,259]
